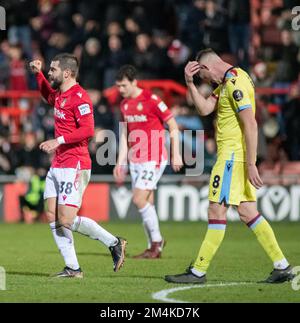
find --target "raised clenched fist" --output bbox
[29,60,42,74]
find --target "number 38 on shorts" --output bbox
[44,168,91,208]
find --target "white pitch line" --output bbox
[152,282,254,303]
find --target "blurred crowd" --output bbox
[0,0,300,178]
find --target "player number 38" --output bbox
[59,181,73,194]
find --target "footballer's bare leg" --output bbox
[45,197,57,223]
[147,190,154,205]
[46,197,82,277]
[238,201,293,283]
[132,188,165,259]
[165,202,228,283]
[132,188,152,210]
[237,201,259,224]
[58,205,126,272]
[207,201,227,221]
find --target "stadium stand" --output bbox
[0,0,299,179]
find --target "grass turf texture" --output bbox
[0,221,299,303]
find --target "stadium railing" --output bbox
[103,79,187,107]
[0,90,40,141]
[0,84,290,115]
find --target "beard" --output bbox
[50,77,63,90]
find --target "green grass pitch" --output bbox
[0,221,299,303]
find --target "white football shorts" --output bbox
[44,167,91,208]
[129,159,167,190]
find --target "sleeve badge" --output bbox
[232,90,243,102]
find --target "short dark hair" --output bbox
[52,53,79,78]
[195,48,217,62]
[116,65,137,82]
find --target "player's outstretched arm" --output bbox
[166,117,183,172]
[239,108,263,189]
[29,60,56,105]
[185,61,217,116]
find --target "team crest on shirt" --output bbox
[60,98,67,109]
[77,92,83,98]
[137,102,143,111]
[124,103,128,111]
[233,90,243,102]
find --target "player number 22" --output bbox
[142,170,154,181]
[59,181,73,194]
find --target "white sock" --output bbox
[274,258,289,270]
[191,267,206,278]
[139,203,162,243]
[71,216,118,248]
[142,222,152,249]
[50,222,80,270]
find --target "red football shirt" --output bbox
[120,89,173,164]
[36,72,94,169]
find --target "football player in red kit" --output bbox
[114,65,183,258]
[29,54,126,277]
